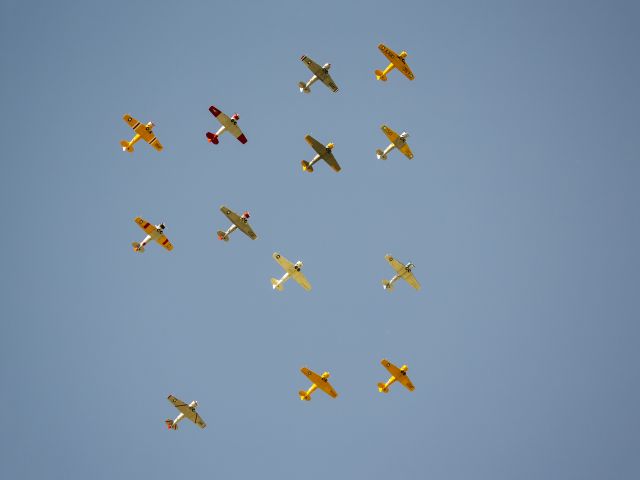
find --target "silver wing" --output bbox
[273,252,294,272]
[292,271,312,291]
[385,254,406,274]
[167,395,207,429]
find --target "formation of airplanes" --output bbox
[119,44,422,430]
[166,358,414,431]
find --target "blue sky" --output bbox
[1,1,639,478]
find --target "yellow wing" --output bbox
[134,217,156,235]
[156,234,173,251]
[378,44,414,80]
[400,144,414,160]
[381,125,400,144]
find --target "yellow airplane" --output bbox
[378,358,415,393]
[120,114,164,153]
[375,43,415,82]
[299,367,338,401]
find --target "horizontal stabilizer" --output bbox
[165,419,177,430]
[217,230,229,242]
[374,69,387,82]
[299,390,311,401]
[205,132,219,144]
[301,160,313,173]
[132,242,145,253]
[120,140,133,152]
[271,278,284,291]
[298,81,310,93]
[376,149,387,160]
[382,279,393,291]
[378,382,389,393]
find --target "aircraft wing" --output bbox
[385,254,406,274]
[123,114,163,151]
[322,152,341,172]
[155,234,174,251]
[167,395,207,428]
[319,73,338,92]
[381,359,415,391]
[399,143,414,160]
[402,271,421,291]
[134,217,158,236]
[378,44,415,80]
[273,252,294,272]
[220,206,257,240]
[301,367,338,398]
[292,270,312,291]
[381,125,400,144]
[228,125,248,144]
[304,135,326,156]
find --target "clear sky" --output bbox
[1,0,639,478]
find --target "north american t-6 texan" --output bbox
[382,254,421,291]
[378,359,416,393]
[131,217,173,253]
[299,367,338,401]
[165,394,207,430]
[301,135,341,173]
[120,114,163,153]
[271,252,311,291]
[217,205,257,242]
[298,54,339,93]
[205,105,248,145]
[375,43,415,82]
[376,125,414,160]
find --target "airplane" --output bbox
[217,205,257,241]
[375,43,415,82]
[376,125,413,160]
[271,252,311,291]
[299,367,338,401]
[299,54,339,93]
[301,135,341,173]
[120,114,163,153]
[165,394,207,430]
[132,217,174,253]
[378,359,415,393]
[205,105,248,145]
[382,254,420,291]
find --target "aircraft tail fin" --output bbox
[382,279,393,291]
[217,230,229,242]
[375,69,387,82]
[165,419,177,430]
[298,81,310,93]
[205,132,219,144]
[271,278,284,291]
[120,140,134,152]
[301,160,314,173]
[299,390,311,401]
[376,149,387,160]
[132,242,145,253]
[378,382,390,393]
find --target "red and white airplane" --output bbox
[205,105,248,145]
